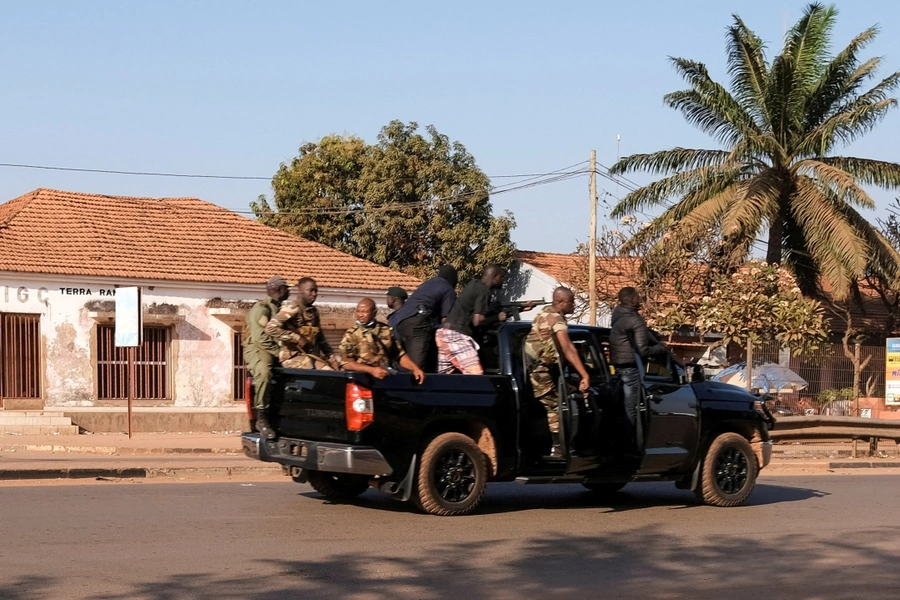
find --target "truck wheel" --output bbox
[306,470,370,501]
[414,432,488,516]
[696,432,758,507]
[582,481,627,495]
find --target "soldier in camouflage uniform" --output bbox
[524,287,591,458]
[338,298,426,383]
[265,277,340,371]
[244,275,291,440]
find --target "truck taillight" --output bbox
[346,383,374,431]
[244,376,253,419]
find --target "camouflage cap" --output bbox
[386,286,408,300]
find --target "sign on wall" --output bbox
[115,287,142,347]
[886,338,900,406]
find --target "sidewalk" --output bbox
[0,431,281,481]
[2,432,900,482]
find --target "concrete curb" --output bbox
[0,444,240,455]
[0,465,283,481]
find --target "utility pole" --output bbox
[589,150,597,326]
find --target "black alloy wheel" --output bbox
[433,449,477,503]
[714,446,749,495]
[414,432,488,516]
[696,432,759,507]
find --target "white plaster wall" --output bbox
[505,261,611,326]
[0,273,369,407]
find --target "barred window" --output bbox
[0,313,42,401]
[97,325,171,400]
[233,330,246,401]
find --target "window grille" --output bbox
[97,325,171,400]
[0,313,42,401]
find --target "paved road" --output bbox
[2,474,898,600]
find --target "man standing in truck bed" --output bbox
[265,277,339,370]
[436,264,505,375]
[524,287,591,458]
[244,275,291,440]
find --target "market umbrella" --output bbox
[712,362,808,393]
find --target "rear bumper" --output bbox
[241,433,393,476]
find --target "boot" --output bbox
[548,431,563,460]
[256,409,276,441]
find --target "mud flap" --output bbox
[396,454,417,502]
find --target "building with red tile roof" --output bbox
[0,189,420,413]
[0,188,421,289]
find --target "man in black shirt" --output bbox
[436,265,507,374]
[390,265,458,371]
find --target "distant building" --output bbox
[0,188,419,410]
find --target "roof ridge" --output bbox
[0,190,41,228]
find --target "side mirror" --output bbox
[688,363,705,383]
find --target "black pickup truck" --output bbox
[242,322,774,516]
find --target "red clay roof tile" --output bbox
[0,188,421,290]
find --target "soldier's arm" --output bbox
[264,305,307,346]
[312,312,335,358]
[552,323,591,392]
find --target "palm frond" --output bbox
[791,176,869,297]
[818,156,900,189]
[804,26,880,129]
[721,170,781,238]
[665,58,762,145]
[726,17,770,128]
[793,159,875,208]
[610,163,741,218]
[609,148,732,176]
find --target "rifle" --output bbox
[499,298,549,321]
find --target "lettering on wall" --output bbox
[0,285,115,307]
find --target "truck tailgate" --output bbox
[270,369,358,443]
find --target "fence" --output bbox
[724,340,891,418]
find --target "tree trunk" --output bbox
[766,217,783,266]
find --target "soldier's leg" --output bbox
[247,352,276,440]
[282,354,334,370]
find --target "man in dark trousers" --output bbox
[436,265,506,375]
[390,265,458,371]
[609,286,668,451]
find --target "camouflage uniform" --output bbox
[338,321,406,369]
[524,305,568,433]
[243,298,283,410]
[264,300,335,370]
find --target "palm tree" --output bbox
[610,2,900,299]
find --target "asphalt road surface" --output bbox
[1,474,898,600]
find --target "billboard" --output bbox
[886,338,900,406]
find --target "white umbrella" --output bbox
[712,362,808,393]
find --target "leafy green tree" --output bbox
[609,3,900,300]
[252,120,516,283]
[695,261,829,355]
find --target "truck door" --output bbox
[557,333,607,471]
[638,355,700,474]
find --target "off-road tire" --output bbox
[306,470,370,501]
[582,481,627,495]
[414,432,488,516]
[696,432,758,507]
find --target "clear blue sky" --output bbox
[2,1,898,254]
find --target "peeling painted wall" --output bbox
[1,274,372,407]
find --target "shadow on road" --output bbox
[298,479,830,515]
[14,524,896,600]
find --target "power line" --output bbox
[0,160,591,184]
[0,162,271,181]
